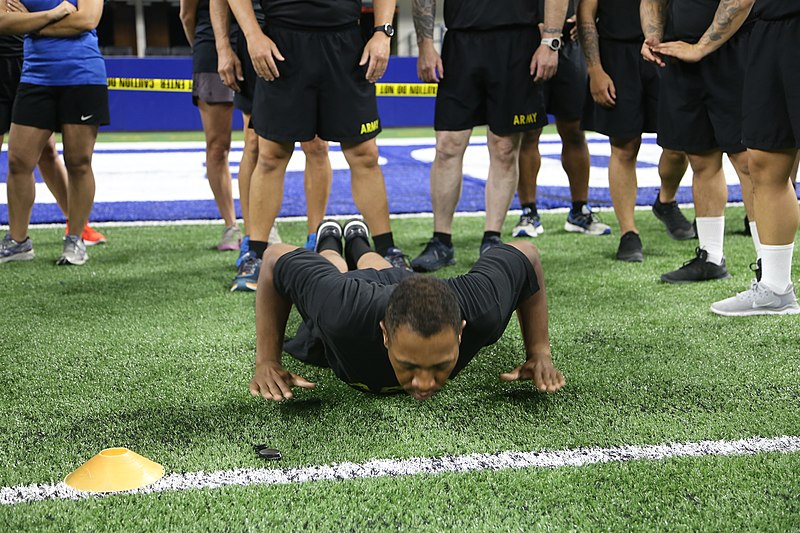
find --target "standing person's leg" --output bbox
[340,138,394,244]
[512,128,544,237]
[652,148,695,240]
[238,114,258,240]
[608,136,644,262]
[560,118,611,236]
[198,100,239,250]
[2,123,51,261]
[483,128,522,253]
[661,151,731,283]
[727,150,759,258]
[410,129,471,272]
[58,124,99,265]
[300,136,332,249]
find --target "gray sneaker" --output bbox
[710,281,800,317]
[57,235,88,266]
[217,225,243,251]
[0,233,35,263]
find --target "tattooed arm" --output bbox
[654,0,755,63]
[413,0,443,82]
[640,0,669,66]
[577,0,615,108]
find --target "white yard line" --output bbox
[2,435,798,506]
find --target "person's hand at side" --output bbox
[361,32,391,83]
[247,32,284,81]
[217,44,243,92]
[500,354,565,393]
[530,42,559,82]
[417,39,443,82]
[588,66,616,108]
[250,360,316,401]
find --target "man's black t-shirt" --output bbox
[444,0,538,31]
[667,0,754,43]
[754,1,800,21]
[597,0,643,41]
[0,35,23,59]
[259,0,361,28]
[277,245,538,395]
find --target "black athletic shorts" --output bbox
[250,24,380,143]
[435,27,547,134]
[233,27,257,115]
[657,30,749,154]
[12,83,110,131]
[0,56,22,135]
[543,40,587,122]
[581,39,658,139]
[742,17,800,151]
[274,244,539,393]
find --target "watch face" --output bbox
[385,24,395,37]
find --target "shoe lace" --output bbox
[679,247,706,269]
[736,281,766,301]
[518,213,538,226]
[386,247,411,268]
[239,255,259,276]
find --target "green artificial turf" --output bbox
[1,209,798,530]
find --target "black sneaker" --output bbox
[314,219,343,253]
[660,247,731,284]
[411,237,455,272]
[384,246,412,270]
[479,235,503,256]
[616,231,643,262]
[652,195,696,240]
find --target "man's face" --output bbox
[380,321,465,401]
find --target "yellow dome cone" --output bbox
[64,448,165,493]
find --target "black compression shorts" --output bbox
[12,83,110,131]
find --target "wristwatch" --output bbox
[541,37,562,51]
[373,24,395,38]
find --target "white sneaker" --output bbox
[512,211,544,237]
[710,281,800,316]
[56,235,88,266]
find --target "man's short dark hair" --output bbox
[384,276,462,339]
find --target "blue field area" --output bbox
[0,136,746,224]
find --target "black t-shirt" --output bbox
[279,246,537,395]
[259,0,361,29]
[597,0,644,42]
[0,35,24,58]
[444,0,538,31]
[667,0,754,43]
[537,0,575,24]
[755,1,800,21]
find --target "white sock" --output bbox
[749,221,761,259]
[696,216,725,265]
[760,243,794,294]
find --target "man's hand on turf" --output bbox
[417,40,443,82]
[247,32,284,81]
[217,45,243,92]
[654,41,705,63]
[588,67,616,108]
[500,356,565,393]
[250,361,316,401]
[361,33,390,83]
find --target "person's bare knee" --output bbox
[301,137,329,161]
[63,151,92,177]
[256,142,293,174]
[610,138,641,163]
[342,140,379,171]
[556,120,585,148]
[435,132,470,162]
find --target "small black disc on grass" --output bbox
[254,444,282,460]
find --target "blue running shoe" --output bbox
[236,235,251,269]
[230,251,262,292]
[305,233,317,250]
[512,209,543,237]
[564,205,612,235]
[0,233,34,263]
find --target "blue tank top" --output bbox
[20,0,107,86]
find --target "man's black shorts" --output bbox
[435,27,547,134]
[12,83,110,131]
[657,30,749,154]
[582,39,658,139]
[544,40,587,122]
[250,24,380,143]
[0,56,22,135]
[742,17,800,151]
[233,28,257,115]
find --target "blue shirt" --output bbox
[20,0,107,86]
